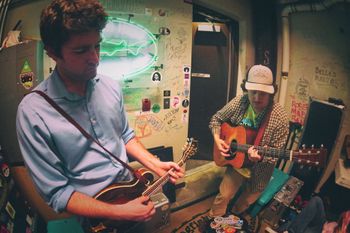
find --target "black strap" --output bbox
[31,90,144,181]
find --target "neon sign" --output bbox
[98,17,158,79]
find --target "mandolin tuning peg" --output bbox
[311,144,314,149]
[321,144,324,148]
[302,144,306,149]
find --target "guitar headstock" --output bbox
[292,146,328,168]
[181,138,198,162]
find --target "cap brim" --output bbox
[245,82,274,94]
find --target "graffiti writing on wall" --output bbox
[166,26,188,61]
[134,114,164,138]
[133,108,183,138]
[163,108,183,132]
[314,65,338,88]
[295,77,310,101]
[290,95,309,125]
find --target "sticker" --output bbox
[163,98,170,109]
[152,104,161,113]
[163,90,171,97]
[26,214,33,226]
[182,109,188,123]
[1,163,10,178]
[182,99,189,108]
[142,98,151,112]
[183,65,191,98]
[151,71,162,82]
[183,65,191,74]
[5,202,15,219]
[184,89,190,98]
[19,60,35,90]
[159,27,170,35]
[172,96,180,108]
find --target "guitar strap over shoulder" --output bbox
[31,90,146,183]
[254,106,272,146]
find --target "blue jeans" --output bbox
[287,196,326,233]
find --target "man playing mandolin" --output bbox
[16,0,184,231]
[208,64,289,218]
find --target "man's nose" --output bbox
[88,49,100,64]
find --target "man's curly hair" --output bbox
[40,0,108,57]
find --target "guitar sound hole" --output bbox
[226,140,237,160]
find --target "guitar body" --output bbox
[213,123,328,171]
[88,168,154,233]
[213,123,247,168]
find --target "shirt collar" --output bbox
[46,68,100,100]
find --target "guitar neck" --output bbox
[142,159,185,197]
[235,143,290,160]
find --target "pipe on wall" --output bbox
[278,0,350,106]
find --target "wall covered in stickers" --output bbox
[3,0,193,163]
[97,0,193,162]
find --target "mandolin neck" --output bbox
[142,159,185,197]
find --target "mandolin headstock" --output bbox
[180,138,199,164]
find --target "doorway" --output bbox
[188,5,239,161]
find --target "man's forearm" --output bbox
[125,137,159,171]
[66,191,121,220]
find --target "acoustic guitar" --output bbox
[88,138,198,233]
[213,123,327,170]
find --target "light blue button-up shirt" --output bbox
[16,69,135,212]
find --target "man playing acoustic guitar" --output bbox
[208,64,289,218]
[16,0,184,231]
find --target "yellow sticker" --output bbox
[19,60,35,89]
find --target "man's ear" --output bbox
[45,46,60,62]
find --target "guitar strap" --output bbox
[30,90,146,183]
[253,105,272,146]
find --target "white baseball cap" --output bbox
[245,65,274,94]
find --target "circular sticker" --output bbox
[152,71,162,82]
[1,163,10,178]
[152,104,161,113]
[182,99,189,108]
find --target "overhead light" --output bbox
[198,24,221,32]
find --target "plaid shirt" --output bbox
[209,94,289,192]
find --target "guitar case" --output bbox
[290,97,344,199]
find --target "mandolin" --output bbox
[88,138,198,233]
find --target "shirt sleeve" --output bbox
[209,95,242,135]
[266,103,290,149]
[16,99,75,212]
[111,78,135,144]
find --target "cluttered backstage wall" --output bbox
[3,0,193,163]
[98,0,193,162]
[282,4,350,191]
